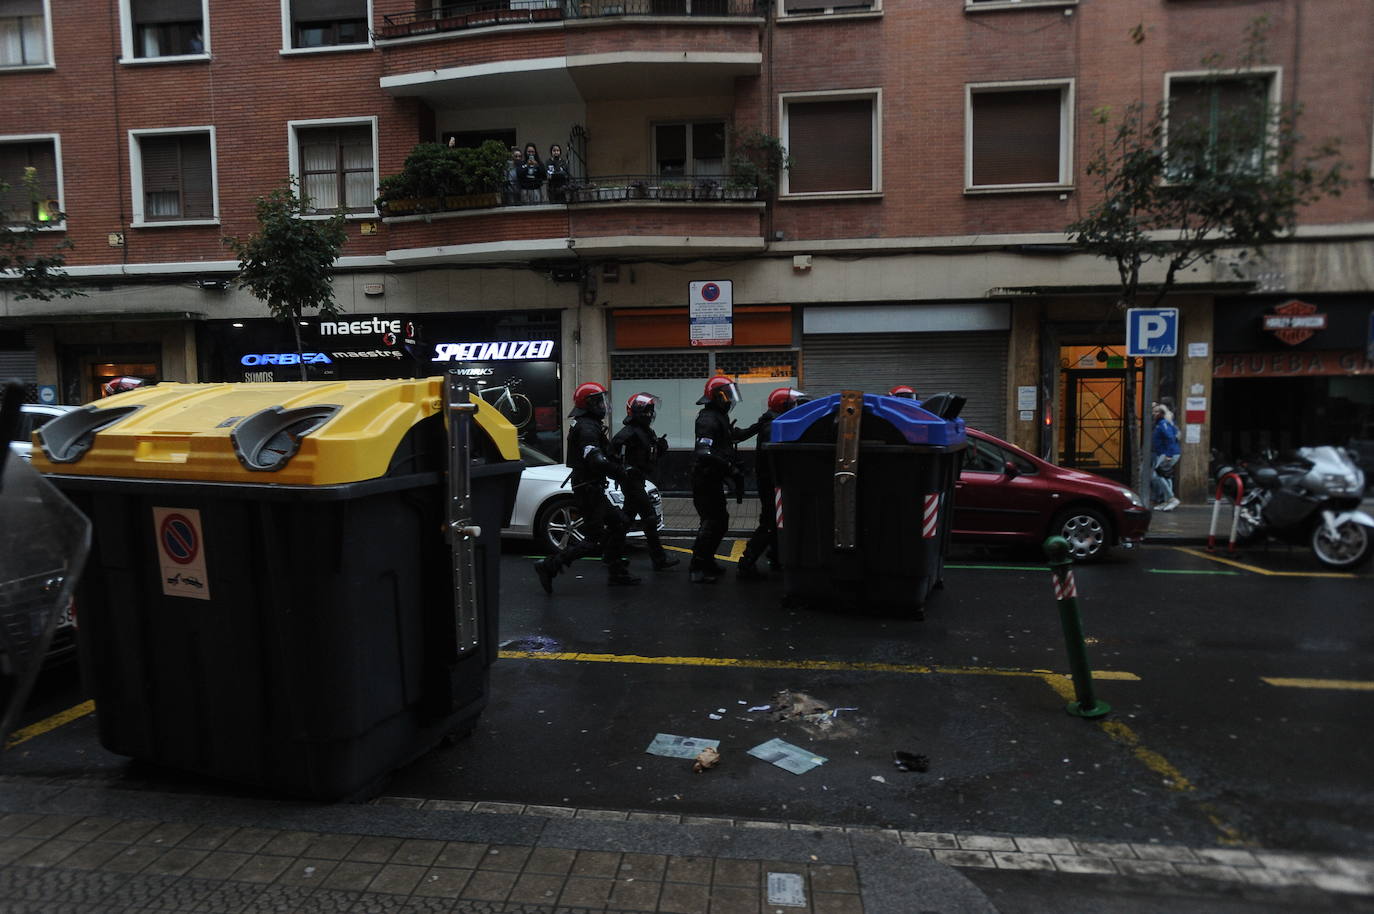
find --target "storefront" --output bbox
[1212,296,1374,458]
[198,309,565,460]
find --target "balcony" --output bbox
[376,0,764,41]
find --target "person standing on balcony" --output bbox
[546,144,570,204]
[519,143,546,204]
[611,392,678,571]
[506,147,523,205]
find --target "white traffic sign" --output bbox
[689,280,733,347]
[1126,308,1179,357]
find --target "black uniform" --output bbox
[689,403,745,575]
[610,418,672,568]
[738,409,780,573]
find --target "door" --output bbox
[1058,346,1143,482]
[952,433,1052,539]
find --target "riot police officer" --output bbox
[888,384,917,399]
[610,392,678,571]
[688,375,748,583]
[534,382,639,592]
[737,386,809,579]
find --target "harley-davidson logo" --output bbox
[1262,299,1327,346]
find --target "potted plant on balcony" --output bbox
[376,140,509,216]
[596,182,628,201]
[693,178,723,201]
[628,179,659,200]
[658,179,692,201]
[728,129,793,198]
[446,140,508,209]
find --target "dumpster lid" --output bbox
[770,393,966,447]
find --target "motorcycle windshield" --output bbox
[0,453,91,748]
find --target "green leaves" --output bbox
[0,168,82,302]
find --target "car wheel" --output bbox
[1053,506,1112,562]
[535,496,586,553]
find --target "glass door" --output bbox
[1058,345,1143,482]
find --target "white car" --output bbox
[8,404,76,460]
[505,444,665,552]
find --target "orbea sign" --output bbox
[432,340,555,361]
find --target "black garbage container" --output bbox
[766,391,966,615]
[32,378,521,799]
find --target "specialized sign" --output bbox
[1213,351,1374,378]
[1126,308,1178,357]
[689,280,733,347]
[153,507,211,601]
[1263,299,1327,346]
[431,340,556,362]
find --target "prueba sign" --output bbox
[1213,351,1374,378]
[689,280,733,347]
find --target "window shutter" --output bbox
[140,137,180,195]
[971,89,1061,186]
[292,0,364,20]
[0,0,44,15]
[0,144,28,219]
[786,99,872,193]
[131,0,199,24]
[781,0,826,11]
[180,135,213,218]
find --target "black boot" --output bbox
[534,555,560,594]
[736,558,764,580]
[608,566,641,586]
[652,553,680,570]
[689,564,719,583]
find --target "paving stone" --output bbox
[296,887,361,913]
[738,820,786,830]
[933,849,996,869]
[1013,837,1076,856]
[221,828,277,855]
[259,831,317,858]
[57,817,123,843]
[665,856,713,885]
[391,840,445,868]
[900,831,957,849]
[574,808,628,822]
[523,847,575,876]
[1074,841,1135,859]
[188,878,269,913]
[608,877,661,911]
[322,861,383,893]
[49,869,130,905]
[412,867,472,899]
[707,883,759,913]
[477,845,531,873]
[1130,843,1197,863]
[617,853,667,881]
[992,852,1056,872]
[348,837,405,864]
[100,873,180,906]
[240,883,319,914]
[658,881,711,914]
[142,875,227,910]
[807,863,851,890]
[957,835,1017,852]
[507,872,564,904]
[1254,851,1325,872]
[368,864,428,895]
[180,825,241,851]
[1176,863,1246,881]
[814,893,866,914]
[683,816,732,827]
[712,858,759,887]
[141,847,211,876]
[435,843,487,870]
[276,857,339,886]
[188,851,253,881]
[140,823,199,848]
[421,799,474,813]
[1330,858,1374,879]
[459,869,515,902]
[1051,854,1118,875]
[230,854,294,884]
[16,815,84,839]
[558,875,613,907]
[101,844,166,874]
[58,842,126,871]
[1191,847,1259,867]
[0,837,46,864]
[571,851,620,878]
[471,802,524,816]
[523,805,576,819]
[0,814,43,837]
[302,834,362,861]
[17,837,83,867]
[372,797,425,809]
[1114,859,1179,877]
[1236,867,1310,888]
[792,824,845,835]
[1304,871,1374,894]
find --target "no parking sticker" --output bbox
[153,507,211,600]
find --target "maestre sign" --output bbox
[1213,351,1374,378]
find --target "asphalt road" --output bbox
[11,536,1371,866]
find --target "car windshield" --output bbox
[518,443,560,467]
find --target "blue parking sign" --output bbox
[1126,308,1179,357]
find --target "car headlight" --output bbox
[1118,487,1145,508]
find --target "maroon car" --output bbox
[952,429,1151,561]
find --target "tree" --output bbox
[0,167,82,302]
[1066,18,1346,490]
[224,180,348,380]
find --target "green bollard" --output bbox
[1043,536,1111,719]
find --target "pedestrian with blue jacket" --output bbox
[1151,402,1181,511]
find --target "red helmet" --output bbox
[572,381,609,413]
[767,387,809,413]
[625,392,659,419]
[696,375,741,410]
[888,385,917,399]
[102,377,147,396]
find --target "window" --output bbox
[290,118,377,215]
[780,90,879,195]
[0,0,49,67]
[123,0,206,60]
[966,80,1073,190]
[288,0,369,50]
[1165,71,1276,179]
[778,0,877,17]
[654,121,725,178]
[963,437,1034,475]
[129,128,216,224]
[0,136,60,225]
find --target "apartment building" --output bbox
[2,0,1371,496]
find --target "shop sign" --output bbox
[240,352,333,366]
[431,340,555,361]
[1213,350,1374,378]
[1262,299,1327,346]
[320,317,404,337]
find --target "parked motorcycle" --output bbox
[1214,446,1374,569]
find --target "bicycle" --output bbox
[478,378,534,430]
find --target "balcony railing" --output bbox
[377,0,763,39]
[379,174,759,217]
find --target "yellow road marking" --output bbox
[1170,547,1357,579]
[5,700,94,749]
[1262,677,1374,691]
[729,539,747,561]
[499,649,1138,681]
[662,543,739,564]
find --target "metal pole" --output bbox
[446,370,481,656]
[1043,536,1110,719]
[1139,358,1157,503]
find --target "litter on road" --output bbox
[893,750,930,772]
[646,734,720,759]
[748,738,828,775]
[693,746,721,772]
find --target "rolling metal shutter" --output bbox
[800,331,1008,437]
